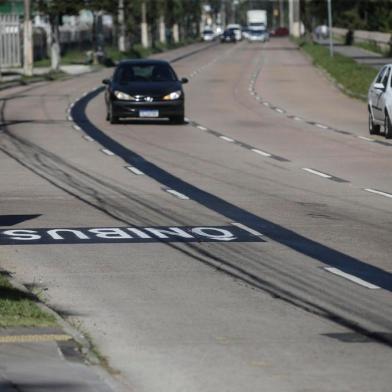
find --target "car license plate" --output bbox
[139,110,159,118]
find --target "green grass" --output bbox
[297,39,378,99]
[0,273,57,327]
[355,41,388,56]
[34,48,88,68]
[35,39,200,68]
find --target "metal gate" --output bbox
[0,14,21,68]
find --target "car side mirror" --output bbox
[102,78,110,85]
[181,77,189,84]
[374,82,385,91]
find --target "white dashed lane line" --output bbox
[126,166,144,175]
[364,188,392,199]
[165,189,190,200]
[101,148,115,156]
[303,168,332,179]
[219,136,235,143]
[324,267,380,289]
[251,148,272,157]
[358,136,375,142]
[83,135,94,142]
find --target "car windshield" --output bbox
[203,30,213,34]
[116,64,177,83]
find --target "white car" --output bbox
[368,64,392,138]
[248,28,268,42]
[202,29,215,42]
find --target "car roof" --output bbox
[117,59,170,66]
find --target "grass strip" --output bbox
[0,273,57,327]
[297,39,378,99]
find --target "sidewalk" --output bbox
[0,65,94,85]
[0,327,117,392]
[316,39,392,69]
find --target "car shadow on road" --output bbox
[72,88,392,294]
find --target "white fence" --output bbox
[0,14,21,68]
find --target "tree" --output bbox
[35,0,84,70]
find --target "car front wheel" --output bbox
[109,104,119,124]
[368,109,380,135]
[169,115,184,125]
[384,113,392,139]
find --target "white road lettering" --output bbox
[47,229,90,240]
[191,227,236,241]
[144,227,194,239]
[3,230,41,241]
[88,228,132,239]
[126,228,152,238]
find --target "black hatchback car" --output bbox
[220,29,236,43]
[102,59,188,124]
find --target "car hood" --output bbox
[113,81,182,97]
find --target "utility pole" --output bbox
[289,0,301,37]
[23,0,33,76]
[279,0,285,27]
[327,0,334,56]
[118,0,127,52]
[141,0,149,48]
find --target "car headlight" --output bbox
[114,91,135,100]
[163,91,182,101]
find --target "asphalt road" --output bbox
[0,38,391,391]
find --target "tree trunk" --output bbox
[172,23,179,43]
[49,16,60,72]
[159,15,166,44]
[141,1,149,48]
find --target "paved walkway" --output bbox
[0,327,118,392]
[316,39,392,69]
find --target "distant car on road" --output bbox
[226,24,242,41]
[202,28,215,42]
[102,59,188,124]
[248,28,269,42]
[368,64,392,138]
[220,29,236,43]
[270,27,289,37]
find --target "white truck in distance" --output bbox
[247,10,267,30]
[246,10,268,42]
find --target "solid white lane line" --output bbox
[324,267,380,289]
[364,188,392,199]
[302,168,332,179]
[220,136,235,143]
[126,166,144,175]
[251,148,272,157]
[83,135,94,141]
[231,222,263,237]
[165,189,190,200]
[101,149,115,156]
[358,136,374,142]
[197,125,208,131]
